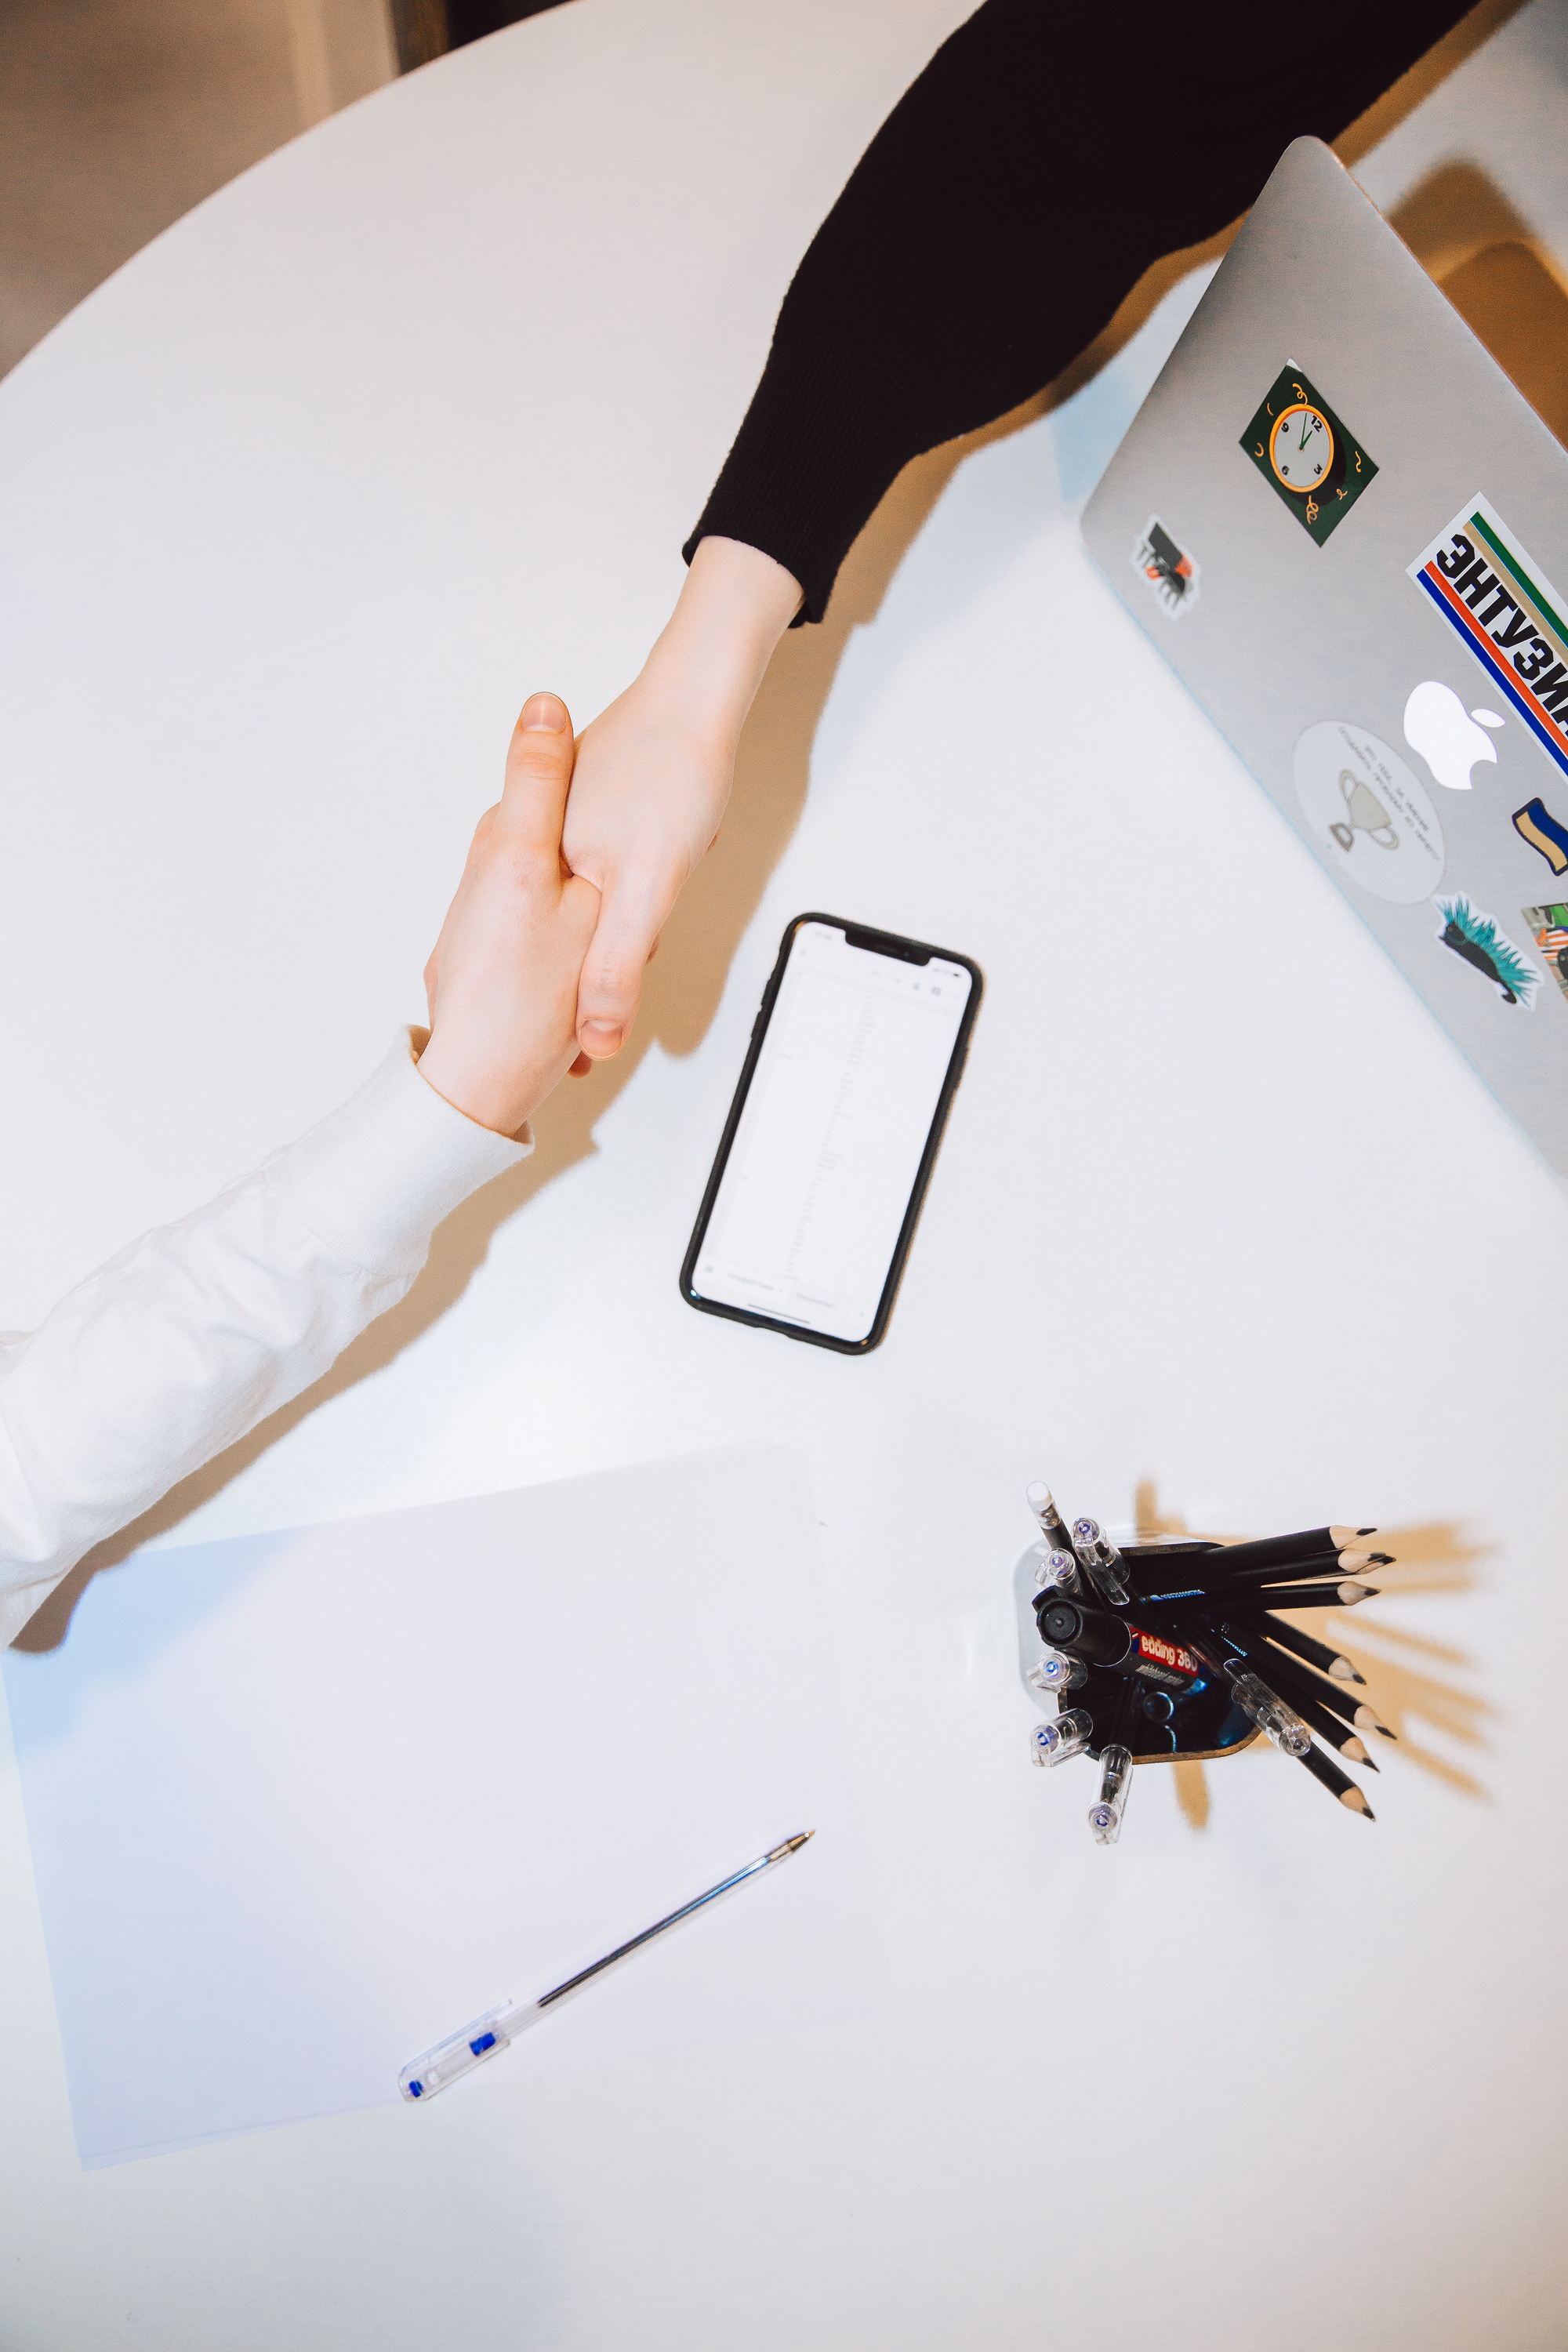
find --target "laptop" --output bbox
[1081,136,1568,1179]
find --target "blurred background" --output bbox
[0,0,567,379]
[4,0,1566,426]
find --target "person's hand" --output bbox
[417,693,601,1138]
[562,536,801,1060]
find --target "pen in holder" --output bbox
[1018,1482,1392,1842]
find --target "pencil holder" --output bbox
[1015,1482,1390,1842]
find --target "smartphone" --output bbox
[680,914,982,1352]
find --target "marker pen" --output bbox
[1036,1599,1204,1693]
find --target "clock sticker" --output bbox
[1269,401,1334,492]
[1241,366,1377,545]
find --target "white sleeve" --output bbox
[0,1029,530,1646]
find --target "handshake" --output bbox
[416,691,604,1141]
[416,540,804,1140]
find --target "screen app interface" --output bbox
[693,923,971,1341]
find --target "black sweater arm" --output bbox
[684,0,1474,622]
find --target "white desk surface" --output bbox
[2,2,1567,2343]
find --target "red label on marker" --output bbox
[1130,1627,1202,1689]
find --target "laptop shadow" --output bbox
[1391,159,1568,450]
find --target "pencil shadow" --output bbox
[1130,1481,1495,1814]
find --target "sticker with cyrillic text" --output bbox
[1409,496,1568,782]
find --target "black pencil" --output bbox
[1294,1738,1375,1819]
[1137,1553,1385,1605]
[1238,1610,1364,1684]
[1191,1526,1377,1577]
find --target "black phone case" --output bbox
[679,913,983,1354]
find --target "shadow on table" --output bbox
[1127,1480,1495,1833]
[20,58,1533,1653]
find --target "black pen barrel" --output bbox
[1145,1579,1374,1613]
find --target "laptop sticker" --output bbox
[1240,365,1377,545]
[1514,798,1568,877]
[1293,721,1443,903]
[1522,904,1568,1002]
[1408,497,1568,785]
[1403,679,1504,791]
[1433,894,1540,1009]
[1131,517,1199,617]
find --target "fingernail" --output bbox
[580,1021,622,1053]
[520,691,568,731]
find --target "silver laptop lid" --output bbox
[1082,136,1568,1178]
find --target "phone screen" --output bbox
[682,917,978,1349]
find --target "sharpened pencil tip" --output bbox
[1327,1660,1363,1681]
[1360,1754,1380,1773]
[1367,1552,1394,1566]
[1357,1526,1376,1536]
[1342,1788,1375,1818]
[1374,1725,1398,1740]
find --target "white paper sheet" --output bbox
[2,1443,886,2167]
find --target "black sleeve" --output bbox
[684,0,1475,622]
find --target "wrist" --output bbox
[416,1033,531,1142]
[643,537,800,745]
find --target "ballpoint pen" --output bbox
[1087,1678,1140,1845]
[1032,1545,1083,1597]
[1025,1644,1087,1695]
[400,1832,815,2102]
[1031,1708,1094,1767]
[1071,1517,1131,1608]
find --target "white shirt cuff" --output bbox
[267,1028,532,1274]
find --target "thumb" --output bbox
[575,869,666,1057]
[497,691,575,851]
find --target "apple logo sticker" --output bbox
[1403,680,1504,790]
[1294,720,1445,902]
